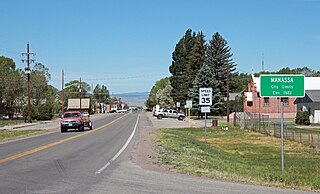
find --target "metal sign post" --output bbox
[281,100,285,176]
[201,106,210,144]
[186,100,192,128]
[199,88,212,144]
[260,75,305,176]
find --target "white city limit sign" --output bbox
[199,88,212,106]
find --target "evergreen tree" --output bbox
[169,29,196,107]
[188,64,224,115]
[207,32,237,95]
[186,31,206,90]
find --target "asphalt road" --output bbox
[0,111,314,194]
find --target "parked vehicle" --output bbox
[154,109,185,120]
[81,111,93,130]
[60,111,92,132]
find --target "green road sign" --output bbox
[260,75,305,97]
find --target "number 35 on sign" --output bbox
[199,88,212,106]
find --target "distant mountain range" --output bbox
[111,92,149,107]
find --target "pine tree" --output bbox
[206,32,237,95]
[188,64,224,114]
[169,29,196,107]
[186,31,206,90]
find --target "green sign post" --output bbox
[260,75,305,97]
[260,74,305,177]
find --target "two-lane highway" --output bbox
[0,111,314,194]
[0,112,139,193]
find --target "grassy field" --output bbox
[0,130,44,142]
[152,126,320,191]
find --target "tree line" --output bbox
[145,29,320,115]
[0,55,122,121]
[146,29,238,115]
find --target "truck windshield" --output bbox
[63,113,80,118]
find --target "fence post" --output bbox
[274,123,276,137]
[300,128,302,143]
[292,128,294,141]
[268,117,270,136]
[308,130,311,146]
[318,131,320,148]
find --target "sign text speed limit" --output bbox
[199,88,212,106]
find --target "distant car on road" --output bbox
[81,111,93,130]
[154,109,185,120]
[109,110,117,113]
[81,111,90,117]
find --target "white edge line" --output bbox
[95,113,140,175]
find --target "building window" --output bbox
[282,98,289,106]
[264,97,269,106]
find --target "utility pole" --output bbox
[80,77,82,112]
[226,65,230,123]
[62,69,65,115]
[22,43,35,123]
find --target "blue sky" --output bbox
[0,0,319,93]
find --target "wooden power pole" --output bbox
[62,69,64,115]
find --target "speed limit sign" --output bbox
[199,88,212,106]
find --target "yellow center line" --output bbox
[0,115,125,165]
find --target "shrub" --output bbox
[295,111,310,125]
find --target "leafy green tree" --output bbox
[30,63,50,106]
[156,82,175,109]
[0,56,23,117]
[235,73,251,92]
[169,29,196,107]
[188,64,224,115]
[93,84,110,104]
[206,32,238,95]
[22,63,59,120]
[145,77,171,109]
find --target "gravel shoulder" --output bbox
[132,111,205,172]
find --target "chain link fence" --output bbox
[234,112,320,148]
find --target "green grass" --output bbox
[0,120,25,127]
[152,126,320,191]
[0,130,44,142]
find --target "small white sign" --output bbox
[176,102,180,108]
[201,106,210,113]
[199,88,212,106]
[186,100,192,108]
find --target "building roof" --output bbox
[295,90,320,104]
[68,99,90,109]
[252,75,320,92]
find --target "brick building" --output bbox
[244,75,296,119]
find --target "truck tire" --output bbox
[157,115,163,120]
[79,125,84,131]
[61,127,67,133]
[178,116,184,121]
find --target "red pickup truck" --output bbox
[60,111,84,133]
